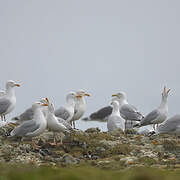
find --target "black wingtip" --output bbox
[81,117,89,121]
[133,123,140,128]
[11,117,19,121]
[148,131,156,137]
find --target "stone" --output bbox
[85,128,101,133]
[61,154,78,164]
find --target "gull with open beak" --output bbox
[0,80,20,122]
[45,98,71,145]
[10,101,48,148]
[70,89,90,128]
[134,87,170,130]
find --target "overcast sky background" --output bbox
[0,0,180,131]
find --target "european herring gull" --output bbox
[10,102,48,137]
[107,101,125,131]
[54,92,76,122]
[45,98,73,130]
[71,89,90,128]
[0,80,20,121]
[150,115,180,135]
[134,87,170,129]
[46,99,70,144]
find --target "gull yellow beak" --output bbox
[76,95,83,98]
[15,83,20,87]
[41,103,48,106]
[163,86,171,94]
[85,93,90,97]
[112,94,117,97]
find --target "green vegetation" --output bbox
[0,165,180,180]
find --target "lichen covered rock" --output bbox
[0,125,179,170]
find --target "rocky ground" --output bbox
[0,124,180,172]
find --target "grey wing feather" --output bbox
[140,109,160,126]
[11,120,40,136]
[120,104,143,121]
[90,106,112,120]
[0,98,11,114]
[157,115,180,133]
[54,107,70,120]
[19,108,34,121]
[57,117,72,130]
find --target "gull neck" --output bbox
[159,96,168,109]
[6,87,15,98]
[112,103,120,116]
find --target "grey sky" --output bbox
[0,0,180,131]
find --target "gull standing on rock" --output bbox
[107,101,125,131]
[54,92,76,123]
[10,102,48,147]
[71,89,90,128]
[12,98,48,123]
[46,98,70,145]
[0,80,20,121]
[46,98,73,130]
[134,87,170,130]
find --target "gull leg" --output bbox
[3,115,6,122]
[50,138,57,146]
[73,120,76,129]
[123,131,127,138]
[0,115,3,121]
[131,120,133,129]
[153,124,155,131]
[17,137,23,146]
[57,138,63,146]
[31,140,40,150]
[57,132,64,145]
[49,132,57,146]
[2,115,5,122]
